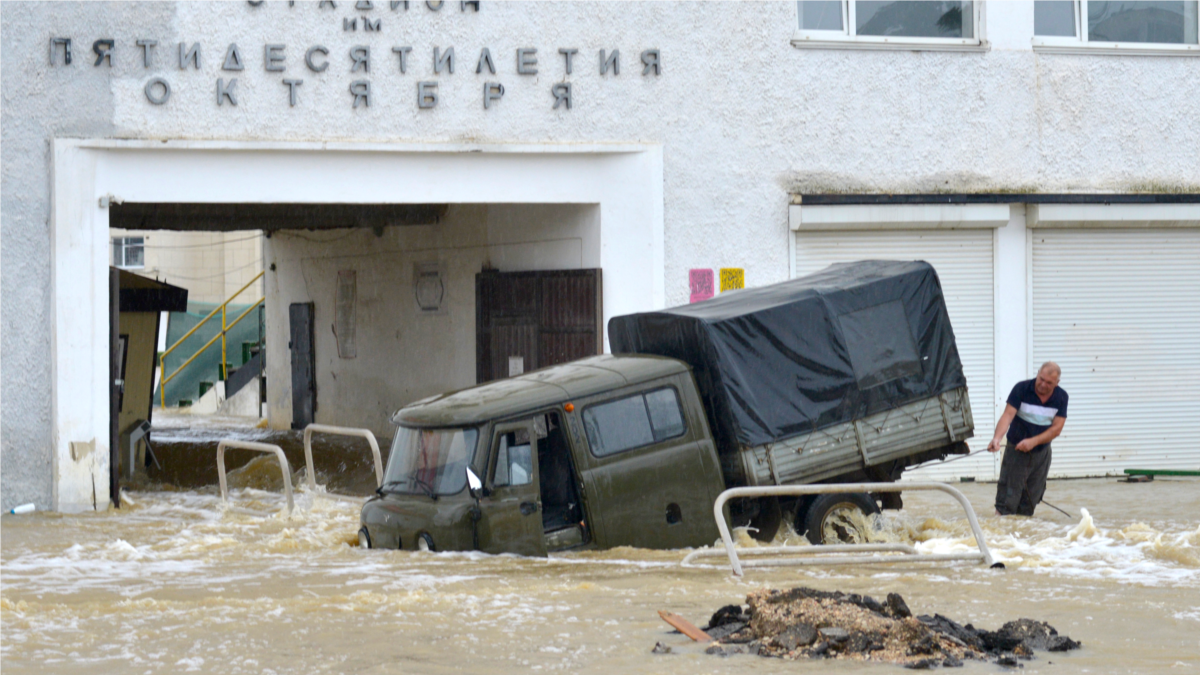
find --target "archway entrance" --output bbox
[50,140,663,511]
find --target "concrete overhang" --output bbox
[789,203,1011,231]
[116,269,188,312]
[111,202,448,232]
[1027,203,1200,228]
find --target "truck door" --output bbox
[477,420,547,557]
[575,382,723,549]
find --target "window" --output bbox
[1034,1,1200,53]
[582,387,687,458]
[383,426,479,496]
[492,429,533,487]
[645,389,686,440]
[112,236,144,269]
[795,1,984,50]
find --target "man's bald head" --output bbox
[1035,362,1061,398]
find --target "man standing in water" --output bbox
[987,362,1068,516]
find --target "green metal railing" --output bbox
[160,271,264,408]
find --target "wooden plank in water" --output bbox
[657,610,712,642]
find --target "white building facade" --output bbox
[2,1,1197,512]
[109,229,264,306]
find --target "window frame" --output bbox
[486,420,536,491]
[381,424,480,496]
[491,429,534,488]
[1033,0,1200,55]
[581,386,689,459]
[793,1,989,51]
[112,236,145,269]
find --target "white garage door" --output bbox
[1031,228,1200,477]
[795,229,997,481]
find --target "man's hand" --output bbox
[1015,438,1037,452]
[988,405,1018,455]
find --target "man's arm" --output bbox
[1014,416,1065,452]
[987,404,1018,453]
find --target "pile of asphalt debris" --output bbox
[654,587,1081,669]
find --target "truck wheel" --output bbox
[748,497,782,543]
[801,493,880,545]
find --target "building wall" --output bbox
[3,1,1198,510]
[110,229,264,305]
[44,0,1182,313]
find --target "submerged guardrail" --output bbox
[302,424,384,505]
[216,440,294,517]
[682,482,996,575]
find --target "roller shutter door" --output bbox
[1031,229,1200,477]
[794,230,997,481]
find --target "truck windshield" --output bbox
[381,426,478,496]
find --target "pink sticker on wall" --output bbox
[689,269,714,303]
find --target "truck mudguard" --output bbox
[609,261,966,452]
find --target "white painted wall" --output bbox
[994,205,1030,432]
[486,203,601,271]
[48,143,112,513]
[109,229,264,305]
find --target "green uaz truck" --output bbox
[358,261,973,555]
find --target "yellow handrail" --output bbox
[160,271,265,408]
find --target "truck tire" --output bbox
[748,497,782,542]
[800,493,880,545]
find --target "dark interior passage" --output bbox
[539,412,582,534]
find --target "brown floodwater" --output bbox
[3,469,1198,674]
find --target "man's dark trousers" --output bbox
[995,443,1052,516]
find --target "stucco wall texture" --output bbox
[2,1,1198,510]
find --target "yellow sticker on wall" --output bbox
[719,268,744,293]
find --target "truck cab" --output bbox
[359,355,726,555]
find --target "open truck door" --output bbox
[478,419,547,557]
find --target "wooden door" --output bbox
[110,268,121,508]
[289,302,316,429]
[476,270,602,383]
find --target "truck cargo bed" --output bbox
[609,261,968,454]
[723,387,973,487]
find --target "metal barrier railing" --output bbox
[302,424,384,503]
[160,271,265,408]
[682,482,996,576]
[216,440,294,517]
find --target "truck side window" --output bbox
[582,387,686,457]
[645,388,685,439]
[493,430,533,487]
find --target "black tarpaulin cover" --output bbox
[608,261,965,450]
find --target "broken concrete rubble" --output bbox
[657,587,1081,668]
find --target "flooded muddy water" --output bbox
[3,477,1198,674]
